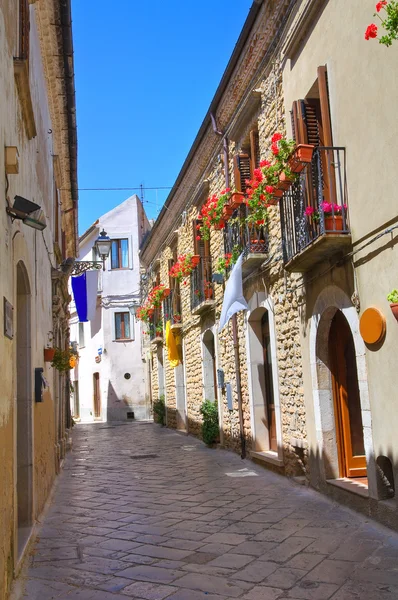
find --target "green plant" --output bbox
[51,347,78,372]
[153,395,166,425]
[387,289,398,303]
[365,1,398,46]
[200,400,219,445]
[216,245,241,274]
[155,320,163,335]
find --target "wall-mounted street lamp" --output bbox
[61,229,112,276]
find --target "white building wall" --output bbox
[70,196,151,421]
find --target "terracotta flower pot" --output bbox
[173,314,182,323]
[44,348,56,362]
[278,171,294,191]
[163,288,171,297]
[324,215,343,233]
[390,303,398,322]
[191,255,200,266]
[214,219,226,230]
[222,205,234,220]
[204,287,213,300]
[288,144,314,173]
[229,192,245,209]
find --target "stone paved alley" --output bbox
[14,423,398,600]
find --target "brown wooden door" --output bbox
[93,372,101,419]
[329,311,366,478]
[261,312,277,452]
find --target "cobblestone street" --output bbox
[15,423,398,600]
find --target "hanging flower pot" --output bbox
[288,144,314,173]
[44,348,56,362]
[229,192,245,209]
[387,290,398,322]
[163,288,171,298]
[278,171,294,191]
[324,215,343,233]
[191,255,200,266]
[222,205,235,220]
[390,303,398,322]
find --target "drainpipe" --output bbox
[211,113,246,459]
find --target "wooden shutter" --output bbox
[168,259,175,290]
[233,153,251,193]
[249,130,260,173]
[318,65,333,147]
[19,0,30,60]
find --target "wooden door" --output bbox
[329,311,366,478]
[261,312,277,452]
[93,372,101,419]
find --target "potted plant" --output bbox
[173,313,182,324]
[153,395,166,425]
[305,203,348,233]
[51,347,79,372]
[228,191,245,210]
[387,289,398,321]
[200,400,219,445]
[204,280,213,300]
[169,253,199,282]
[155,321,163,337]
[365,1,398,46]
[136,304,154,323]
[44,347,56,362]
[287,144,314,173]
[148,284,170,307]
[197,188,236,239]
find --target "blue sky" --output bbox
[72,0,253,235]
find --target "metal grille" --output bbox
[280,147,348,265]
[191,257,214,310]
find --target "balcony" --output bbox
[149,309,163,344]
[225,208,269,276]
[191,257,215,315]
[163,289,182,331]
[280,147,351,273]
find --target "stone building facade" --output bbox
[140,0,308,476]
[141,0,398,530]
[0,1,78,596]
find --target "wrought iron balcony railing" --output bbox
[163,288,182,326]
[191,256,214,313]
[279,147,351,272]
[224,205,269,276]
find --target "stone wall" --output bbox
[143,52,307,477]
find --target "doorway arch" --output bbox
[246,295,281,455]
[202,329,217,402]
[16,260,33,556]
[309,285,375,490]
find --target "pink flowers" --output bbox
[305,206,315,216]
[365,23,378,39]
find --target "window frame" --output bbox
[110,238,130,270]
[114,311,132,341]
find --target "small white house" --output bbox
[69,196,151,422]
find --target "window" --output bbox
[78,323,85,348]
[233,129,260,193]
[17,0,30,60]
[115,312,131,340]
[111,239,129,269]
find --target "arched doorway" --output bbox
[329,310,366,478]
[93,372,101,419]
[247,305,279,453]
[202,330,217,402]
[16,261,33,555]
